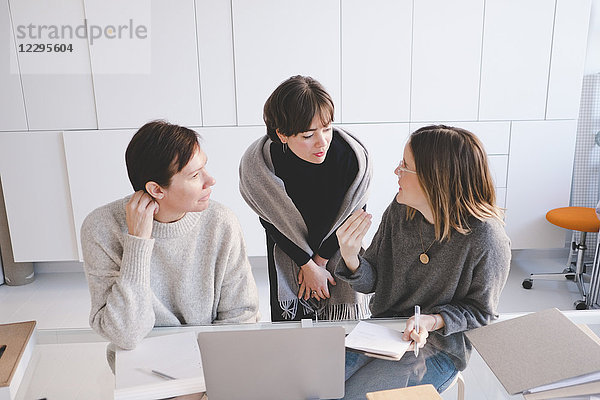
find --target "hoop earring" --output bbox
[282,142,288,153]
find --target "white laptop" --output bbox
[197,326,345,400]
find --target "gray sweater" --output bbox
[336,199,511,336]
[81,196,260,349]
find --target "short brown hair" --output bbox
[407,125,503,240]
[125,120,200,191]
[263,75,334,142]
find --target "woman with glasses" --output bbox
[240,75,372,322]
[336,125,511,396]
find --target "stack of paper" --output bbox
[115,331,205,400]
[345,321,411,361]
[0,320,36,400]
[465,308,600,399]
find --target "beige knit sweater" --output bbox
[81,196,259,349]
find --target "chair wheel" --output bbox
[575,300,588,310]
[566,274,576,281]
[522,279,533,289]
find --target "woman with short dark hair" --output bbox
[337,125,511,397]
[240,75,372,322]
[82,120,259,350]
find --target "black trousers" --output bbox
[265,232,317,322]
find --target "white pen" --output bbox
[152,369,176,380]
[414,305,420,357]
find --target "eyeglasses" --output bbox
[396,161,417,175]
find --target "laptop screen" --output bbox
[197,326,345,400]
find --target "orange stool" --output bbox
[522,207,600,309]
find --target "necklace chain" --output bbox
[417,223,436,264]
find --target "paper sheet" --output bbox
[115,332,205,400]
[345,321,411,359]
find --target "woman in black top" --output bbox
[239,75,372,321]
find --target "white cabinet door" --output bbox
[409,121,510,155]
[488,155,508,188]
[196,0,237,126]
[341,0,411,123]
[0,132,79,262]
[63,130,135,260]
[505,120,578,249]
[232,0,340,126]
[460,121,511,155]
[86,0,202,129]
[546,0,592,120]
[479,0,555,121]
[496,187,507,209]
[339,123,410,247]
[9,0,97,130]
[198,126,266,256]
[411,0,484,122]
[0,0,27,132]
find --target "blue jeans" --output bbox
[342,349,458,399]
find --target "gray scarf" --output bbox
[239,127,372,320]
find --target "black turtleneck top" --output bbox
[260,131,359,266]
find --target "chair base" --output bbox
[522,232,590,310]
[587,240,600,308]
[441,371,465,400]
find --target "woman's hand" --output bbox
[402,314,444,350]
[336,209,372,273]
[126,191,159,239]
[297,259,336,301]
[312,254,328,268]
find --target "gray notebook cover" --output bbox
[465,308,600,395]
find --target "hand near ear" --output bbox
[126,190,159,239]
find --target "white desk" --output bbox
[15,311,600,400]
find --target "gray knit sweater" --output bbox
[336,198,511,336]
[81,196,260,349]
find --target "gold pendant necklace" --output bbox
[417,223,436,265]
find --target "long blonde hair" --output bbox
[407,125,503,240]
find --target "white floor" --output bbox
[497,249,587,313]
[0,250,596,399]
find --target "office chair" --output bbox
[522,207,600,310]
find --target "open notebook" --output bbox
[345,321,411,361]
[114,332,205,400]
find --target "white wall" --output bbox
[0,0,594,264]
[584,0,600,74]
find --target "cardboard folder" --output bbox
[0,320,36,400]
[366,384,442,400]
[465,308,600,396]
